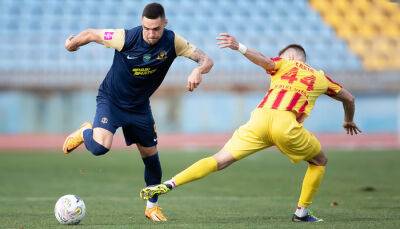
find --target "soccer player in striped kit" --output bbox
[140,33,361,222]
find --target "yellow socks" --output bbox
[173,157,218,186]
[298,164,326,207]
[170,157,324,207]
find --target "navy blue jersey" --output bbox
[98,26,177,112]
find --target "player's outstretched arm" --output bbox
[217,33,275,72]
[65,29,104,52]
[186,48,214,92]
[330,88,362,135]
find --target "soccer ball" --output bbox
[54,194,86,225]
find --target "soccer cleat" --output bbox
[140,184,171,200]
[145,206,167,222]
[292,211,323,222]
[62,122,92,154]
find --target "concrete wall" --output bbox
[0,90,397,134]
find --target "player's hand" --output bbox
[217,33,239,50]
[343,121,361,135]
[187,68,202,92]
[65,35,79,52]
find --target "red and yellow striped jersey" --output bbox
[258,57,342,120]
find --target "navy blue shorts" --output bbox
[93,97,157,147]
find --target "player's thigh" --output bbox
[223,114,272,160]
[92,99,119,148]
[274,125,321,163]
[122,112,157,147]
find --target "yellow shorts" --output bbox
[223,108,321,163]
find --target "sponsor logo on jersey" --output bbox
[132,67,157,76]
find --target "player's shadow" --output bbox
[203,215,292,224]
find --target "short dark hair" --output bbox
[278,44,307,61]
[142,3,165,19]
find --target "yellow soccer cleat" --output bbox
[145,206,167,222]
[140,184,171,200]
[62,122,92,154]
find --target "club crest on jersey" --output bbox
[101,117,108,124]
[156,51,168,61]
[143,54,151,62]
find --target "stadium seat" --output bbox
[310,0,400,71]
[0,0,368,79]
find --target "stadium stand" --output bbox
[310,0,400,71]
[0,0,362,76]
[0,0,398,139]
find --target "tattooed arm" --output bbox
[174,33,214,91]
[188,48,214,74]
[185,48,214,91]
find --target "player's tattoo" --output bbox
[189,48,207,66]
[188,48,213,74]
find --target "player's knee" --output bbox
[319,153,328,166]
[214,150,236,170]
[308,152,328,166]
[318,157,328,166]
[89,142,109,156]
[217,159,235,170]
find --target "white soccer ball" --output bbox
[54,194,86,225]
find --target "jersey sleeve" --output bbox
[266,57,284,75]
[96,29,125,52]
[174,33,196,58]
[324,74,343,96]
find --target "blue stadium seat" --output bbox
[0,0,362,75]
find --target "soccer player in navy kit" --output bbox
[62,3,213,221]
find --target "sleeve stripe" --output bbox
[325,74,342,88]
[326,88,337,96]
[271,57,281,62]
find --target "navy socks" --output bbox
[142,153,162,203]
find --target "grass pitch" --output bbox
[1,149,399,228]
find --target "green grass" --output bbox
[1,149,400,228]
